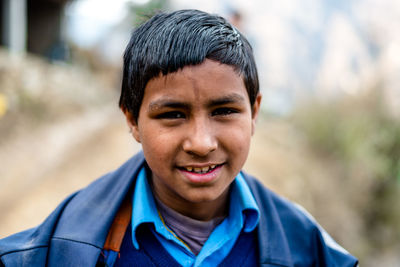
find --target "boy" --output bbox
[0,9,358,266]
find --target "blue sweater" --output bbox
[106,223,258,267]
[0,151,358,266]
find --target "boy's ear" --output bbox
[123,110,141,143]
[251,93,262,136]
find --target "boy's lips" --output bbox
[177,164,224,184]
[180,163,221,173]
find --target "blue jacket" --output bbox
[0,152,358,266]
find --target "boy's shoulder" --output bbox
[242,172,358,266]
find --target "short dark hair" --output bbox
[119,9,259,121]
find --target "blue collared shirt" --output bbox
[130,167,260,267]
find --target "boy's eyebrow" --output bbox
[148,100,190,111]
[208,93,246,107]
[148,93,246,111]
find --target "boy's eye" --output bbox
[156,111,186,119]
[212,107,238,116]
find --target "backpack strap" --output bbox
[103,197,132,252]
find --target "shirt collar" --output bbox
[229,172,260,232]
[131,167,260,249]
[131,167,159,249]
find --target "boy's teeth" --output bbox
[184,164,219,173]
[201,166,210,172]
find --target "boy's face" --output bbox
[126,59,261,218]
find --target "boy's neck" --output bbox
[151,182,230,221]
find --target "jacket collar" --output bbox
[242,173,293,267]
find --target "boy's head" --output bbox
[119,9,259,120]
[121,9,262,220]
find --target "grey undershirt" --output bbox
[154,196,225,255]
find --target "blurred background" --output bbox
[0,0,399,265]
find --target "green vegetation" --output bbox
[292,89,400,262]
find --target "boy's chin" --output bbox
[180,186,230,206]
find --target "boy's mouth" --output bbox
[179,164,223,174]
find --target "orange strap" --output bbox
[103,198,132,252]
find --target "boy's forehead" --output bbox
[142,60,249,104]
[158,61,243,84]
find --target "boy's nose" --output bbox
[182,119,217,157]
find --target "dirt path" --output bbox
[0,107,140,237]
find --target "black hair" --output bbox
[119,9,259,121]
